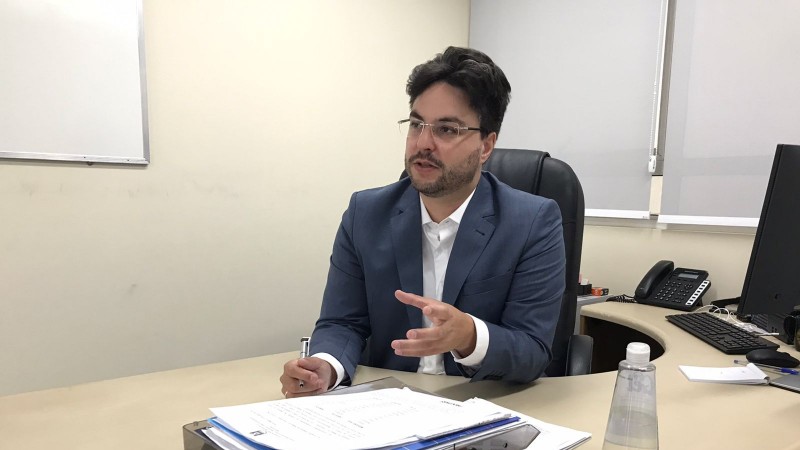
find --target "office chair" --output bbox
[483,148,591,376]
[399,148,592,376]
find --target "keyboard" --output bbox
[666,312,779,354]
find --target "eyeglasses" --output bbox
[398,118,482,142]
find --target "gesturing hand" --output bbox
[391,290,477,357]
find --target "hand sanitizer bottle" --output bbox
[602,342,658,449]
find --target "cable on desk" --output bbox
[693,304,733,318]
[689,305,778,336]
[606,294,636,303]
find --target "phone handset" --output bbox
[634,260,674,300]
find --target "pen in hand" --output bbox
[733,359,800,375]
[298,337,310,388]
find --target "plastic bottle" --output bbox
[602,342,659,450]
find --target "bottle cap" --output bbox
[626,342,651,365]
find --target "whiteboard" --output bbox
[0,0,149,165]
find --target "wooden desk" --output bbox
[2,302,799,449]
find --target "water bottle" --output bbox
[602,342,659,450]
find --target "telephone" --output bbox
[633,260,710,311]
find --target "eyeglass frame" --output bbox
[397,118,485,141]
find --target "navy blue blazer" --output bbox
[311,172,566,384]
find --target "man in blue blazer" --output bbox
[280,47,565,397]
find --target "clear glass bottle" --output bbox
[602,342,659,450]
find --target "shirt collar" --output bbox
[419,188,477,226]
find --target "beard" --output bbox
[405,147,482,198]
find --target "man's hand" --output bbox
[391,290,477,357]
[279,357,335,398]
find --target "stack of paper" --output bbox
[199,378,593,450]
[208,387,518,450]
[678,363,769,384]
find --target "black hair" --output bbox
[406,46,511,137]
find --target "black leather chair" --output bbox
[483,148,591,376]
[397,148,592,376]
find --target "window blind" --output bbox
[470,0,667,218]
[659,0,800,226]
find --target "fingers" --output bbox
[285,385,327,398]
[296,356,325,371]
[280,357,330,398]
[395,290,450,321]
[391,292,475,357]
[392,324,446,354]
[395,290,433,310]
[405,326,443,341]
[391,325,448,356]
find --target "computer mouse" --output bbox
[746,349,800,368]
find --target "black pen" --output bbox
[299,337,310,388]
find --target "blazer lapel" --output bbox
[442,175,496,305]
[391,185,424,329]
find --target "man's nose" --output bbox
[415,124,436,150]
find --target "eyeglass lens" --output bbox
[399,120,464,141]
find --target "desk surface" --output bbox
[2,303,799,450]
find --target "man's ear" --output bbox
[480,132,497,164]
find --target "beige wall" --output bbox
[0,0,470,396]
[0,1,760,396]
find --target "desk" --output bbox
[575,294,611,333]
[2,302,799,449]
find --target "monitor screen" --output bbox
[739,144,800,316]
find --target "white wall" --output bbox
[0,0,470,396]
[0,0,760,396]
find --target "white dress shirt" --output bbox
[418,190,489,374]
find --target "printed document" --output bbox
[210,387,509,450]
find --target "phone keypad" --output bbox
[655,279,709,306]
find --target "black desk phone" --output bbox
[633,260,710,311]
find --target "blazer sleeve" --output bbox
[466,198,566,383]
[308,193,370,384]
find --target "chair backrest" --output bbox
[482,148,585,377]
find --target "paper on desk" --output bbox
[210,387,510,450]
[678,363,768,384]
[465,398,591,450]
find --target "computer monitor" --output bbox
[738,144,800,342]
